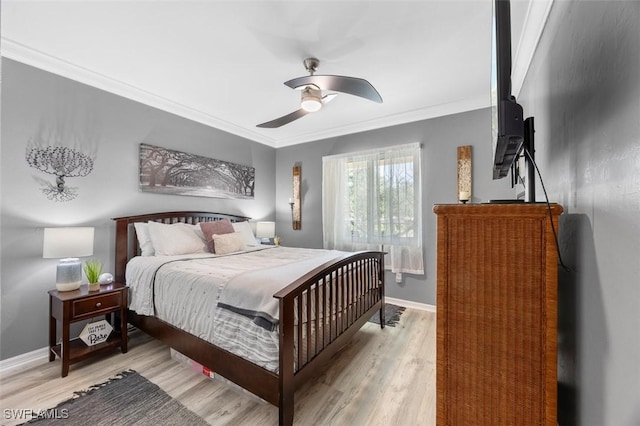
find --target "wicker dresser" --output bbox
[433,203,562,426]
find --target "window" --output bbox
[322,143,423,281]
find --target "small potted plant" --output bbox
[84,259,103,292]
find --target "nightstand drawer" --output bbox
[72,292,122,318]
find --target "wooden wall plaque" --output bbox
[292,165,301,230]
[457,145,472,202]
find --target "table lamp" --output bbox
[255,221,275,244]
[43,227,94,291]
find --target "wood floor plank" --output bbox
[0,308,435,426]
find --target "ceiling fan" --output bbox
[256,57,383,128]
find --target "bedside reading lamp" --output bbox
[255,221,275,245]
[43,227,94,292]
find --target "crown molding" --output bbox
[2,37,491,149]
[511,0,554,98]
[0,37,278,147]
[273,94,490,148]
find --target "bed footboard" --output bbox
[274,251,385,425]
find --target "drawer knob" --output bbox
[96,302,102,308]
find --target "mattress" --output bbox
[125,246,345,372]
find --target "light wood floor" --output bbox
[0,308,435,425]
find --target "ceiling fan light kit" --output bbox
[257,57,383,128]
[300,86,323,112]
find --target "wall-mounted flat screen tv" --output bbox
[491,0,524,179]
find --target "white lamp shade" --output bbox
[43,227,94,259]
[255,221,276,239]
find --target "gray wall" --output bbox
[0,59,276,359]
[7,5,637,423]
[517,1,640,425]
[274,109,513,305]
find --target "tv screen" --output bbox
[491,0,524,179]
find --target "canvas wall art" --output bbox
[139,143,255,199]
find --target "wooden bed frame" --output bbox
[113,211,385,425]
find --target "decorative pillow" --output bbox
[146,221,207,256]
[232,221,259,246]
[212,232,245,255]
[200,219,235,252]
[134,222,155,256]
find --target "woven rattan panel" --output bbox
[434,204,562,426]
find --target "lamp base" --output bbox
[56,258,82,292]
[56,281,81,292]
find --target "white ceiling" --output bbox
[1,0,552,148]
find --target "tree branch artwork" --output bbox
[26,146,94,202]
[139,143,255,199]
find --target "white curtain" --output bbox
[322,142,424,282]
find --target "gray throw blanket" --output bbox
[217,250,344,330]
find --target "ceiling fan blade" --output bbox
[322,93,338,104]
[256,109,309,128]
[284,75,383,103]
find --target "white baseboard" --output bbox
[0,346,49,374]
[386,297,436,312]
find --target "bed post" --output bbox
[278,295,295,426]
[378,253,386,328]
[114,218,128,283]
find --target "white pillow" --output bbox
[134,222,155,256]
[189,223,207,244]
[146,221,207,256]
[212,232,245,255]
[232,221,258,246]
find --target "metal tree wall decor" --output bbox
[26,146,94,202]
[139,143,255,199]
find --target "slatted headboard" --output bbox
[112,211,251,283]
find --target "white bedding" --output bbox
[125,246,345,372]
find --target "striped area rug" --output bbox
[23,370,208,425]
[368,303,406,327]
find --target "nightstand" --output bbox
[48,282,128,377]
